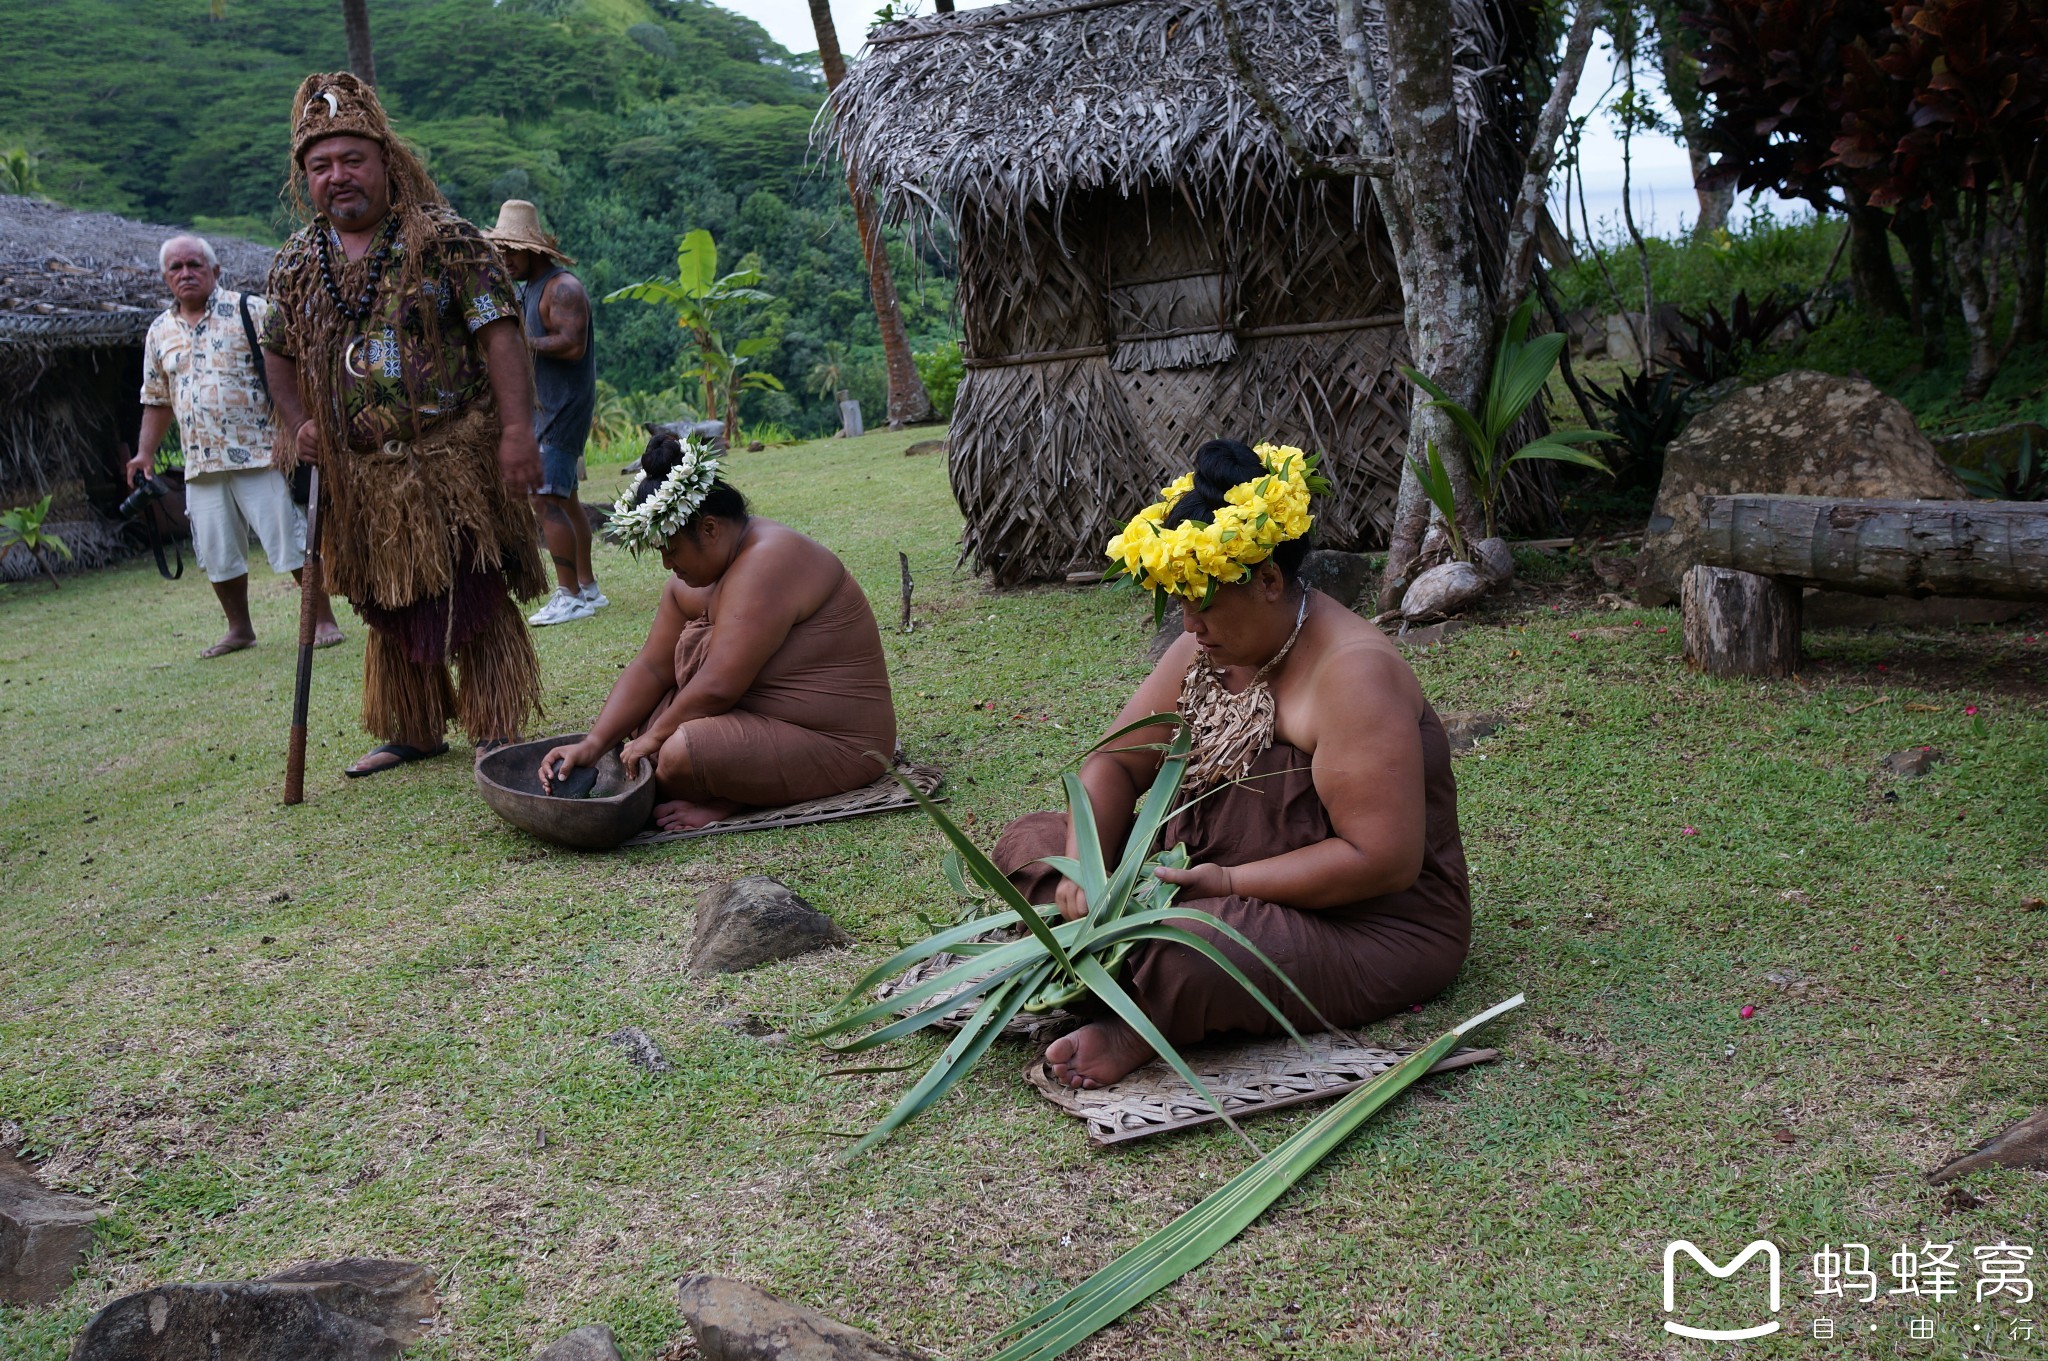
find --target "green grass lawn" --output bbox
[3,428,2045,1360]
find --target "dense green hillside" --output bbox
[2,0,958,434]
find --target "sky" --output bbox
[718,0,1797,241]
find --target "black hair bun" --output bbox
[1166,438,1263,527]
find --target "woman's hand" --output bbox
[536,739,599,792]
[1152,862,1237,900]
[620,731,663,775]
[1055,876,1090,922]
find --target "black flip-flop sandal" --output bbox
[344,742,448,778]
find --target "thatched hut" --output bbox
[830,0,1538,583]
[0,197,271,572]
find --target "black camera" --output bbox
[118,470,172,518]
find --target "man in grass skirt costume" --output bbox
[261,73,547,776]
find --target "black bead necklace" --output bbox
[316,216,398,322]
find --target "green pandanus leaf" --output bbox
[982,995,1527,1360]
[845,968,1045,1161]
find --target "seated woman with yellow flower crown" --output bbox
[993,438,1472,1089]
[536,431,897,831]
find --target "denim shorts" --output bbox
[536,441,584,498]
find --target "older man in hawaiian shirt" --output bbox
[131,234,342,658]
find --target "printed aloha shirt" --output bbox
[261,216,517,451]
[139,288,280,478]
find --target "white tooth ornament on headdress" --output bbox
[320,90,339,116]
[606,435,722,556]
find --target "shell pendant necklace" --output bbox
[1177,589,1310,793]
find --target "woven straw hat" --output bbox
[483,200,575,265]
[291,72,393,164]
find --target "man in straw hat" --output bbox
[260,72,548,777]
[483,200,604,627]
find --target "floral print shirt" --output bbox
[139,288,280,478]
[261,216,517,450]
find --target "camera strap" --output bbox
[140,502,183,581]
[235,293,274,409]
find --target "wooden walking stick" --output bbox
[284,464,323,806]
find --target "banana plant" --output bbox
[1403,295,1617,542]
[811,715,1332,1159]
[605,228,781,441]
[0,495,71,589]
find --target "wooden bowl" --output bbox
[474,734,655,850]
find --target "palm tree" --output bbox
[807,0,935,428]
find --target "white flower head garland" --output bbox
[607,435,722,556]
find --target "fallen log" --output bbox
[1697,495,2048,602]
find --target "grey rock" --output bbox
[1639,371,1967,606]
[902,439,948,459]
[678,1275,930,1361]
[1440,711,1503,754]
[533,1324,622,1361]
[1929,1106,2048,1184]
[1394,620,1470,651]
[685,877,850,976]
[1298,549,1377,607]
[1397,560,1493,621]
[1881,747,1942,778]
[1,1147,105,1307]
[68,1258,433,1361]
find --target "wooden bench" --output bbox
[1680,495,2048,677]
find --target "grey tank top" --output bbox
[522,264,595,454]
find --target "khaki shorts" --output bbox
[184,468,306,583]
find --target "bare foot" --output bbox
[312,622,345,648]
[345,742,447,776]
[1045,1019,1157,1090]
[200,631,256,659]
[653,797,742,832]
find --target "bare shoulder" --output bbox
[1294,595,1423,720]
[544,270,589,304]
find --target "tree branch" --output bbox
[1498,0,1600,313]
[1215,0,1377,183]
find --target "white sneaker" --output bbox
[528,587,596,626]
[579,582,609,610]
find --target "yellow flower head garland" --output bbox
[1105,443,1329,612]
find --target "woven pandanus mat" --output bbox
[620,764,943,847]
[1025,1031,1499,1145]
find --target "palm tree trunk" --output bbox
[340,0,375,86]
[809,0,935,427]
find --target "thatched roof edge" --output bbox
[827,0,1525,232]
[0,196,274,348]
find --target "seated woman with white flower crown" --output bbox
[994,439,1472,1091]
[537,431,897,831]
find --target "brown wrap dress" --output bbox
[994,708,1471,1046]
[661,566,898,807]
